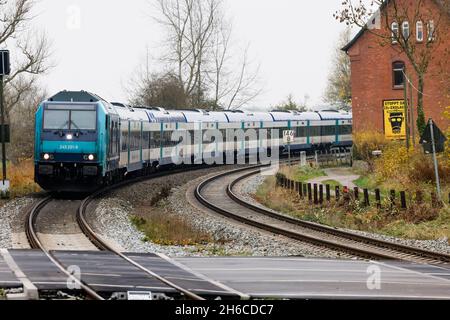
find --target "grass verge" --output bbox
[1,159,41,198]
[280,165,326,182]
[255,175,450,242]
[130,209,213,246]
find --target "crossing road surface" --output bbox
[1,250,450,299]
[176,257,450,299]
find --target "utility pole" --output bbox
[409,76,415,146]
[0,75,6,186]
[429,119,441,201]
[0,50,10,197]
[403,73,410,150]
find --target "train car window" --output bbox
[121,130,128,152]
[339,125,353,135]
[308,126,321,137]
[296,126,307,138]
[322,126,336,136]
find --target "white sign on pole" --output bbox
[283,130,295,144]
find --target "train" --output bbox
[34,90,353,192]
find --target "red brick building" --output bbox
[343,0,450,138]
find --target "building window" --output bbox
[392,61,405,89]
[391,22,399,43]
[402,21,410,40]
[427,20,435,42]
[416,21,424,42]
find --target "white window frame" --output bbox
[391,22,399,43]
[416,21,424,42]
[402,21,410,40]
[427,20,435,42]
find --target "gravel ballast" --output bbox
[92,167,343,258]
[0,197,35,248]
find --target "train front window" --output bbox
[44,106,97,131]
[44,110,70,130]
[71,111,96,130]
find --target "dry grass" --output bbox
[255,176,450,242]
[3,159,41,198]
[131,208,214,246]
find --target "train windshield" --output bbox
[43,105,97,131]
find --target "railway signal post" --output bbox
[283,130,295,167]
[0,50,10,198]
[420,119,447,202]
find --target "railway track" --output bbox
[195,165,450,265]
[24,166,223,300]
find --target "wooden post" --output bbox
[375,189,381,209]
[303,183,307,199]
[354,187,359,201]
[326,184,331,202]
[416,190,423,204]
[400,191,407,209]
[335,186,340,202]
[364,189,370,207]
[390,190,396,208]
[313,184,318,205]
[319,185,323,204]
[308,183,312,202]
[299,182,303,198]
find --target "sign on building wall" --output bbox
[383,100,406,140]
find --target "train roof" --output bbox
[48,90,107,103]
[317,111,352,120]
[270,111,321,121]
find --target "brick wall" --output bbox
[347,0,450,134]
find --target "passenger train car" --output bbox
[34,91,352,192]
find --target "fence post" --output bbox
[319,185,324,204]
[375,189,381,209]
[298,182,303,198]
[303,183,307,200]
[416,190,423,204]
[431,192,438,208]
[363,189,370,207]
[308,183,312,203]
[313,184,318,204]
[343,186,350,203]
[326,184,331,202]
[390,190,396,208]
[400,191,407,209]
[335,186,340,202]
[354,187,359,201]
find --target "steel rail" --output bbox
[25,196,105,300]
[195,165,450,264]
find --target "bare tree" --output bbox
[324,28,352,111]
[0,0,52,117]
[336,0,450,134]
[152,0,261,110]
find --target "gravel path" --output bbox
[0,197,35,249]
[92,167,344,258]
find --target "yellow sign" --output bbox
[383,100,406,140]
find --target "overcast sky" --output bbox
[32,0,350,111]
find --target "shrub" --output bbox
[408,152,450,185]
[353,131,389,171]
[373,142,409,183]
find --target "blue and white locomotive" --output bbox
[34,90,352,192]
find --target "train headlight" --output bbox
[66,134,73,140]
[88,154,95,161]
[43,153,50,160]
